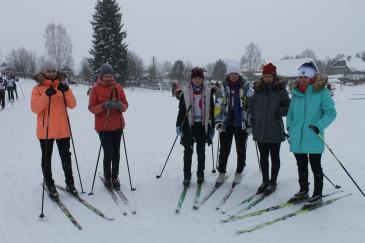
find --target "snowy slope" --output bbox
[0,80,364,243]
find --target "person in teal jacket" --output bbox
[286,63,336,207]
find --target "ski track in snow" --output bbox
[0,80,364,243]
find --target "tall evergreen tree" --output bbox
[90,0,128,82]
[212,59,227,81]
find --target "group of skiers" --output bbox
[0,75,19,109]
[30,59,336,208]
[174,62,336,207]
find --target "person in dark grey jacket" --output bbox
[249,63,290,195]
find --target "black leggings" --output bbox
[218,126,248,174]
[257,143,281,183]
[99,129,123,180]
[294,153,323,196]
[40,138,74,186]
[183,123,206,177]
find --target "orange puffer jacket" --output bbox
[31,78,76,139]
[88,79,128,132]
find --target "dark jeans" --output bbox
[183,123,206,177]
[294,153,323,197]
[218,126,248,174]
[99,129,123,180]
[40,138,74,187]
[7,88,14,101]
[257,142,281,183]
[0,90,5,108]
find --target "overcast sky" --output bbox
[0,0,364,70]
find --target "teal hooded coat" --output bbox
[286,79,336,154]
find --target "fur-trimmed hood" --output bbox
[290,74,328,92]
[32,71,67,84]
[254,76,287,92]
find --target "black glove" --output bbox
[58,81,69,92]
[309,125,320,135]
[45,87,57,97]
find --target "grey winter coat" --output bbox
[249,78,290,143]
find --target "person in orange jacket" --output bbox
[88,63,128,190]
[31,61,77,199]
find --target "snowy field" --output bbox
[0,79,364,243]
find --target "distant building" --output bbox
[330,56,365,83]
[274,58,319,81]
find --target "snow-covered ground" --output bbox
[0,80,364,243]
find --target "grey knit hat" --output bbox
[99,63,114,77]
[41,60,57,74]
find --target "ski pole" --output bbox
[122,131,136,191]
[62,91,84,193]
[39,95,52,218]
[211,140,216,173]
[255,141,261,172]
[323,173,341,189]
[156,105,192,179]
[216,136,220,170]
[317,133,365,198]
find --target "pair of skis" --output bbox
[99,176,137,215]
[175,175,230,213]
[43,184,113,230]
[236,193,352,234]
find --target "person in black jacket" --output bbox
[0,77,6,109]
[249,63,290,195]
[176,67,215,186]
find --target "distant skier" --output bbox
[176,67,215,186]
[249,63,290,195]
[6,76,16,102]
[327,83,334,97]
[31,61,78,199]
[88,63,129,190]
[214,65,252,186]
[0,77,6,109]
[286,63,336,207]
[13,76,19,100]
[171,80,179,97]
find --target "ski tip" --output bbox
[132,211,137,215]
[123,212,127,216]
[175,209,180,214]
[192,205,199,210]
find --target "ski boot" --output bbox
[66,184,78,196]
[303,195,323,209]
[103,177,112,189]
[183,173,191,187]
[47,184,59,200]
[232,173,242,185]
[256,181,269,194]
[287,190,309,203]
[215,172,226,187]
[264,181,277,195]
[112,178,121,190]
[197,172,204,186]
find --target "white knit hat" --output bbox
[298,65,315,79]
[226,65,241,75]
[41,60,57,74]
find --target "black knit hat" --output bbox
[191,67,204,80]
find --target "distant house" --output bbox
[330,56,365,83]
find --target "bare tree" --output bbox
[300,49,317,60]
[37,55,47,72]
[44,23,73,70]
[127,51,144,81]
[6,48,37,77]
[79,57,94,82]
[148,56,159,83]
[159,61,172,77]
[240,42,264,73]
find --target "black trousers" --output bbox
[0,90,5,108]
[294,153,323,197]
[14,87,18,99]
[99,129,122,180]
[40,138,74,186]
[183,123,206,177]
[7,88,14,101]
[257,142,281,183]
[218,126,248,174]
